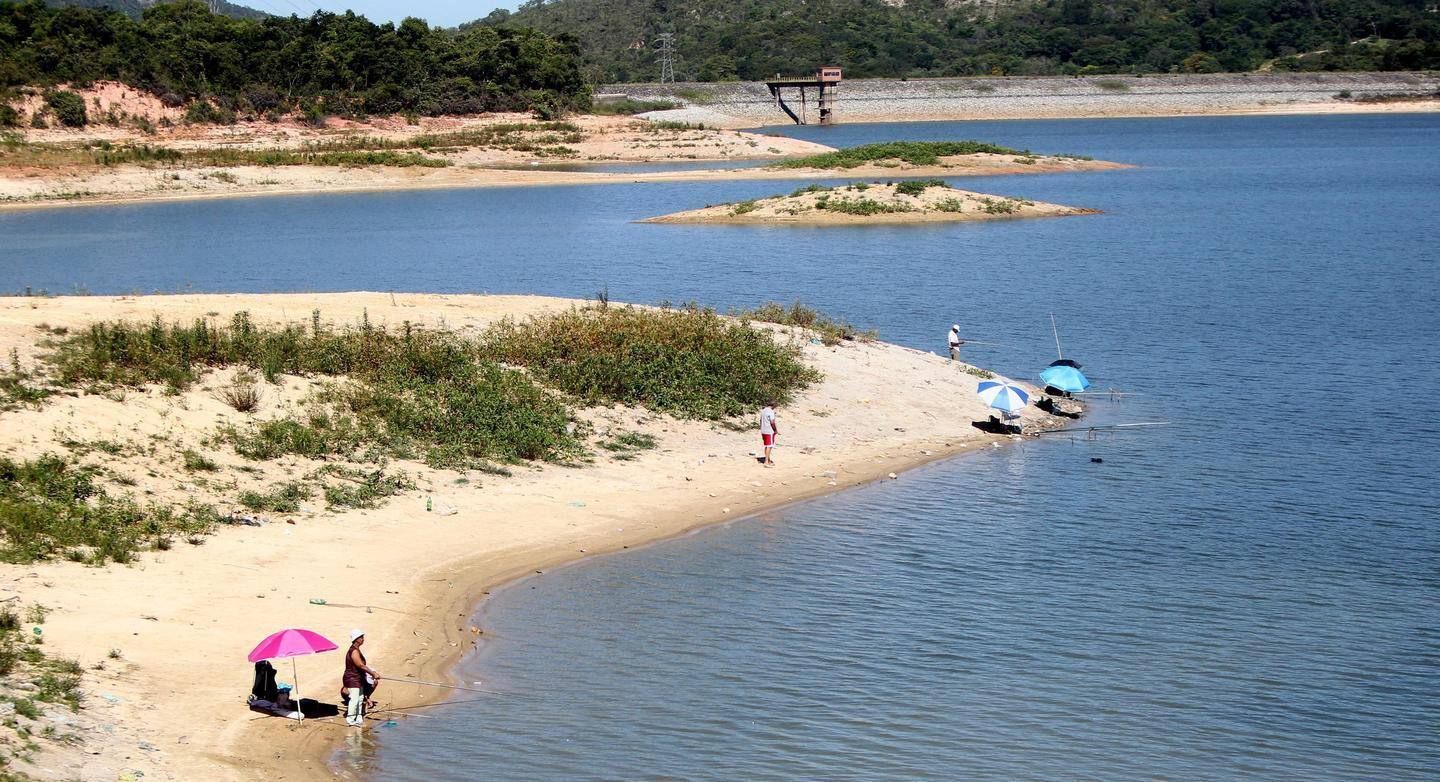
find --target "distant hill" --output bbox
[473,0,1440,82]
[45,0,266,20]
[2,0,589,121]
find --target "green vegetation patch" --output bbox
[0,455,214,564]
[732,301,875,346]
[47,313,585,467]
[894,178,950,196]
[819,198,914,216]
[591,98,682,115]
[769,141,1026,170]
[483,305,820,419]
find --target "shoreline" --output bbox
[322,438,1003,780]
[0,292,1069,781]
[0,156,1127,213]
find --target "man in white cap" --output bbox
[948,324,964,362]
[342,629,381,727]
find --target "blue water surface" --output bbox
[2,113,1437,780]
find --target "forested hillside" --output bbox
[0,0,590,121]
[476,0,1440,82]
[45,0,265,20]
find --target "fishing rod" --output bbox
[382,677,511,696]
[956,339,1017,348]
[1034,421,1170,435]
[1050,313,1064,360]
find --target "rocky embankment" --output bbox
[601,72,1440,126]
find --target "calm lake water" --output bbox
[3,114,1438,779]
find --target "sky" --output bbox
[241,0,514,27]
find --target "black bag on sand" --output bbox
[251,660,279,702]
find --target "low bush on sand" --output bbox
[819,197,914,216]
[894,178,950,196]
[50,313,584,467]
[769,141,1026,170]
[731,301,875,346]
[0,455,215,564]
[483,305,820,419]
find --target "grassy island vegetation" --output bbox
[0,0,590,123]
[0,304,826,564]
[768,142,1074,170]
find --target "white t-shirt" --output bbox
[760,407,777,435]
[948,329,961,347]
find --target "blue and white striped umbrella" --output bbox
[976,380,1030,413]
[1040,362,1091,393]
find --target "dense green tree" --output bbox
[0,0,591,119]
[476,0,1440,81]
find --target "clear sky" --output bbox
[243,0,514,28]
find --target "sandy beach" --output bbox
[0,292,1068,781]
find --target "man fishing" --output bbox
[948,324,964,362]
[343,629,381,727]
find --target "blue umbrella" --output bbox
[1040,361,1091,393]
[977,380,1030,413]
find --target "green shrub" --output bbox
[730,199,760,215]
[979,197,1021,214]
[933,198,966,213]
[483,305,820,419]
[591,98,682,115]
[318,467,412,510]
[43,90,87,127]
[731,301,874,346]
[238,481,312,513]
[819,198,914,215]
[180,449,219,472]
[790,183,832,197]
[0,455,214,564]
[0,103,17,128]
[894,178,949,196]
[770,141,1027,170]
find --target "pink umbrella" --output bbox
[248,628,338,722]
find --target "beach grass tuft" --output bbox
[731,301,875,346]
[0,455,216,564]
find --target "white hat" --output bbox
[951,324,960,331]
[350,629,365,642]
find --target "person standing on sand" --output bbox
[948,324,964,362]
[760,401,779,467]
[343,629,381,727]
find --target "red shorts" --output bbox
[761,433,775,447]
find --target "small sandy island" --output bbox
[643,179,1098,225]
[0,292,1074,781]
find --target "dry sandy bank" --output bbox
[0,292,1067,781]
[0,152,1124,213]
[644,180,1098,225]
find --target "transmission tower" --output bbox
[654,33,678,84]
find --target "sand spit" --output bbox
[0,152,1125,212]
[0,292,1071,781]
[644,180,1098,225]
[0,109,832,209]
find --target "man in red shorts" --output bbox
[760,400,779,467]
